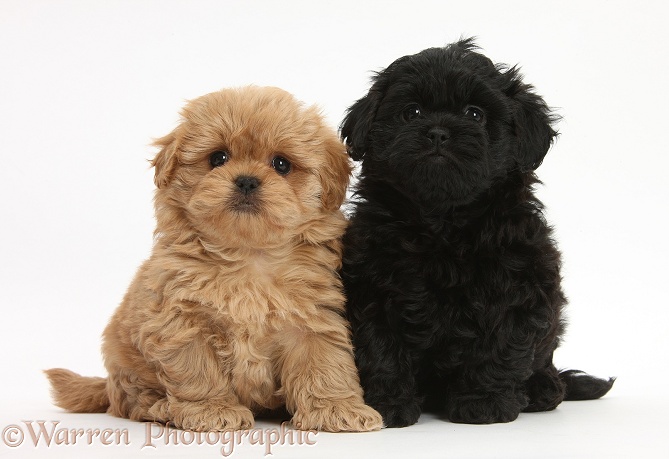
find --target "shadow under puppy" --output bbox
[341,39,614,426]
[46,86,382,432]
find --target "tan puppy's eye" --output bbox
[271,156,291,175]
[209,151,229,168]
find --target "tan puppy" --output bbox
[46,86,382,433]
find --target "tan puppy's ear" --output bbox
[151,131,179,189]
[319,134,352,211]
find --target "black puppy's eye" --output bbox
[402,104,422,122]
[271,156,291,175]
[465,106,485,123]
[209,150,229,168]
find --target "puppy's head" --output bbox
[152,86,350,248]
[341,38,557,208]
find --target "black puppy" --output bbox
[341,39,614,426]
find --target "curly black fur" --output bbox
[340,39,614,426]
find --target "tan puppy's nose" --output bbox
[235,176,260,195]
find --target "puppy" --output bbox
[46,86,382,433]
[340,39,614,426]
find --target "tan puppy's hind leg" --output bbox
[112,310,253,432]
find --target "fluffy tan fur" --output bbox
[46,86,382,432]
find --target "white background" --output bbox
[1,1,668,458]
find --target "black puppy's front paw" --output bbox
[446,391,525,424]
[374,400,422,427]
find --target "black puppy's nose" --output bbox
[235,176,260,195]
[428,127,450,146]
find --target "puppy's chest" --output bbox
[195,254,329,327]
[394,233,525,300]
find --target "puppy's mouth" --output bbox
[425,147,459,165]
[228,195,262,214]
[230,200,260,214]
[422,141,477,169]
[427,149,449,159]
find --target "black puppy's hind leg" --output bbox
[523,346,616,412]
[524,362,566,412]
[524,359,615,411]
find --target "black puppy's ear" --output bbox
[341,56,410,161]
[340,89,382,161]
[505,67,558,171]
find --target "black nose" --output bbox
[235,176,260,195]
[428,127,450,146]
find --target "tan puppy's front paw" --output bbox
[292,399,382,432]
[151,399,254,432]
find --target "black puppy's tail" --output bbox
[559,369,615,400]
